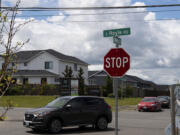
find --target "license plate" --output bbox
[25,122,29,126]
[143,106,147,109]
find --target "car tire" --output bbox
[95,117,108,130]
[156,107,161,112]
[138,109,143,112]
[49,119,62,133]
[32,128,41,132]
[79,125,87,129]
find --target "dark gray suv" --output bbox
[23,96,112,133]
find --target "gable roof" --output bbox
[88,71,99,77]
[88,70,156,85]
[15,49,88,66]
[88,70,107,78]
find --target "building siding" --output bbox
[0,51,88,85]
[59,60,88,84]
[26,52,59,74]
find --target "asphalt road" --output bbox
[0,108,170,135]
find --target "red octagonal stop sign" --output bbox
[104,48,130,77]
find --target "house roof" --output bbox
[88,71,99,77]
[15,49,88,65]
[88,70,107,78]
[14,70,59,77]
[88,70,156,85]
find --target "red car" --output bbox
[138,97,161,112]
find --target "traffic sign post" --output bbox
[103,27,131,135]
[104,48,130,77]
[104,48,130,135]
[103,28,131,37]
[113,77,119,135]
[113,36,121,47]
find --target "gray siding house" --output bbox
[88,70,169,97]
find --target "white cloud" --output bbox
[58,0,131,7]
[4,0,39,7]
[88,64,103,71]
[144,12,156,20]
[47,13,66,22]
[4,0,180,84]
[157,58,170,67]
[132,2,146,12]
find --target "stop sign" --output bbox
[104,48,130,77]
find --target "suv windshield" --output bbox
[158,96,169,100]
[157,97,168,101]
[46,97,70,108]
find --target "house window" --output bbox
[24,62,28,66]
[55,78,60,82]
[23,78,28,85]
[89,79,95,85]
[45,61,53,69]
[41,78,47,84]
[12,62,15,67]
[74,63,77,71]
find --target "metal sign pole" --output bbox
[113,78,119,135]
[170,86,176,135]
[103,28,131,135]
[114,38,120,135]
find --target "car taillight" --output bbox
[107,104,111,110]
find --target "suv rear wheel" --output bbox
[95,117,108,130]
[49,119,62,133]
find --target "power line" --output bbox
[14,9,180,18]
[9,18,180,23]
[2,3,180,11]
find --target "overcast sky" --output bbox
[2,0,180,85]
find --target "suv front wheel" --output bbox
[49,119,62,133]
[95,117,108,130]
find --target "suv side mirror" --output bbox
[65,104,72,109]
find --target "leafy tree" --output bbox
[104,75,113,96]
[126,85,134,97]
[62,65,74,78]
[0,0,31,120]
[62,65,69,78]
[68,67,73,78]
[77,67,84,95]
[0,0,31,99]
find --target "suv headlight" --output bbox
[34,113,42,117]
[34,111,50,117]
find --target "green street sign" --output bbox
[103,28,131,37]
[113,36,121,45]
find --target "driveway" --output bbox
[0,108,170,135]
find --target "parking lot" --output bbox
[0,107,170,135]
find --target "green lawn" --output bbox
[104,97,142,107]
[0,96,142,108]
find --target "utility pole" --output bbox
[0,0,1,11]
[113,78,119,135]
[103,27,131,135]
[170,86,176,135]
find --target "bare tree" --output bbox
[0,0,31,99]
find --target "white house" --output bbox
[0,49,88,85]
